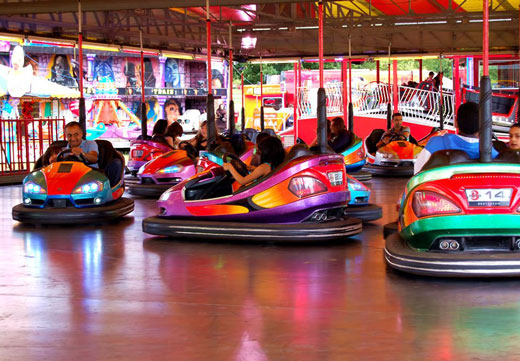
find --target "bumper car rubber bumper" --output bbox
[348,170,372,182]
[363,163,414,177]
[127,182,176,197]
[12,197,134,224]
[384,232,520,277]
[143,216,362,242]
[344,204,382,222]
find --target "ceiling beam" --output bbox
[0,0,316,15]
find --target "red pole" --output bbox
[393,59,398,112]
[241,72,244,105]
[78,37,83,99]
[207,18,212,94]
[318,0,324,88]
[342,59,347,121]
[483,0,489,76]
[376,60,380,83]
[260,63,263,101]
[294,62,298,140]
[348,60,352,107]
[140,47,145,104]
[454,57,461,113]
[229,49,233,101]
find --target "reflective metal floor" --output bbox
[2,178,520,360]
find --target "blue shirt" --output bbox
[414,133,498,174]
[67,139,99,168]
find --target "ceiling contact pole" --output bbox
[140,27,148,139]
[78,0,86,134]
[241,72,245,132]
[348,34,353,132]
[206,0,216,146]
[228,23,235,134]
[260,57,264,131]
[387,42,392,129]
[317,0,327,154]
[480,0,492,163]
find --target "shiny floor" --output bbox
[2,178,520,361]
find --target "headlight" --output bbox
[73,181,103,194]
[347,178,368,192]
[137,165,146,175]
[24,181,46,194]
[381,153,396,159]
[159,165,183,174]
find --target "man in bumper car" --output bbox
[64,121,122,186]
[376,112,410,149]
[414,102,498,174]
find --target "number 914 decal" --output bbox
[465,188,513,207]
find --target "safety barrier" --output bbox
[353,83,456,130]
[0,118,65,180]
[297,82,344,119]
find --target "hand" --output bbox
[223,162,231,171]
[70,146,83,156]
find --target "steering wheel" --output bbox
[223,153,249,177]
[178,141,199,160]
[56,149,88,163]
[387,133,407,143]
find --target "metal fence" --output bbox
[297,82,344,119]
[352,83,456,130]
[0,118,65,178]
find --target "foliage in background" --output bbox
[234,58,502,85]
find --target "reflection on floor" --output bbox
[2,178,520,360]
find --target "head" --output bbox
[165,121,183,139]
[44,145,63,165]
[456,102,479,136]
[152,119,168,136]
[164,98,181,124]
[509,124,520,149]
[256,132,271,147]
[330,117,347,136]
[164,58,180,87]
[198,121,208,139]
[428,71,434,79]
[211,69,224,89]
[65,121,84,148]
[53,55,68,77]
[392,113,403,131]
[259,136,285,169]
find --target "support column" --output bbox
[392,59,398,113]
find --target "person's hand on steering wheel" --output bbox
[56,149,88,163]
[223,153,249,177]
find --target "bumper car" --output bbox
[340,135,372,182]
[384,148,520,277]
[343,175,382,222]
[126,138,172,176]
[143,144,362,242]
[13,140,134,224]
[127,137,254,198]
[363,129,423,177]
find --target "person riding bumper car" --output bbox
[13,140,134,224]
[143,144,362,241]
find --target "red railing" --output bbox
[0,118,65,177]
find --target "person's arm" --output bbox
[376,131,391,148]
[165,136,174,148]
[309,137,318,147]
[223,162,270,185]
[71,144,98,164]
